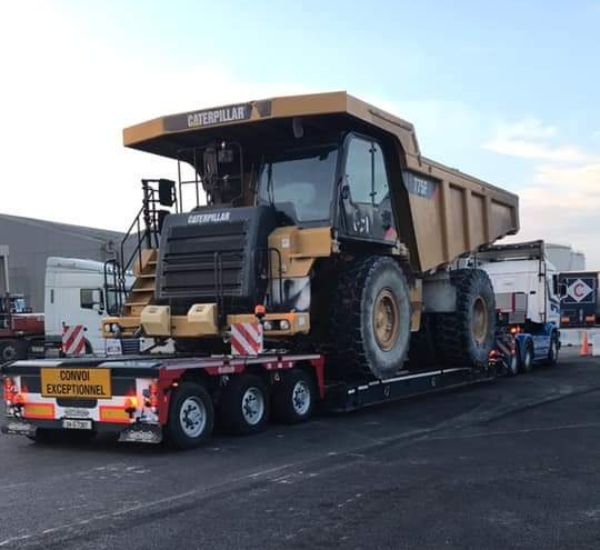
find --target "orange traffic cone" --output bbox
[580,331,591,356]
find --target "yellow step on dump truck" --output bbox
[103,91,518,378]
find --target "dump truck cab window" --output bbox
[257,145,338,225]
[341,135,395,242]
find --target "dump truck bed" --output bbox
[121,91,519,272]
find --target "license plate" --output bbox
[41,368,112,399]
[62,419,92,430]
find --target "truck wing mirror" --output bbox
[158,179,176,207]
[559,283,567,298]
[341,183,355,202]
[381,210,392,230]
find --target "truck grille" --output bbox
[155,206,277,314]
[158,221,247,299]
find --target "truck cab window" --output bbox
[81,288,103,310]
[105,288,121,316]
[342,136,394,240]
[257,145,338,225]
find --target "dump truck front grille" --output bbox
[159,221,247,298]
[155,206,277,314]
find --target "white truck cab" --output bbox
[481,257,561,327]
[475,240,561,371]
[44,257,133,355]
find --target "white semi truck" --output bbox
[476,240,561,372]
[44,257,134,355]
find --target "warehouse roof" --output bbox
[0,213,124,243]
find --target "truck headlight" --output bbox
[280,320,291,331]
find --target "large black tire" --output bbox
[433,269,496,368]
[165,382,215,450]
[331,256,411,379]
[545,332,559,366]
[218,375,270,435]
[0,340,27,362]
[520,340,534,373]
[272,369,316,424]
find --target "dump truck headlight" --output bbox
[280,320,291,331]
[263,321,273,331]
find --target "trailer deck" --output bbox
[1,351,504,448]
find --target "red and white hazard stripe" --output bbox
[230,322,263,356]
[62,324,86,356]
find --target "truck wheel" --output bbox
[545,333,559,366]
[433,269,496,368]
[219,375,270,435]
[520,341,534,373]
[331,257,411,379]
[1,341,26,362]
[508,351,519,376]
[272,369,315,424]
[166,382,214,450]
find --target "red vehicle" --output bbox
[0,293,45,362]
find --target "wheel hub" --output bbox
[241,387,264,426]
[291,381,310,415]
[373,288,399,351]
[471,297,488,345]
[179,397,207,438]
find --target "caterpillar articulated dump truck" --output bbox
[2,92,520,448]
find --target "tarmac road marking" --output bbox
[425,421,600,442]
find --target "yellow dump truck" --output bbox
[104,91,518,378]
[1,92,521,449]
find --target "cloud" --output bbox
[506,161,600,268]
[483,115,600,267]
[483,117,593,163]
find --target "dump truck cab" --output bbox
[103,92,519,379]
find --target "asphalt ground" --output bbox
[1,349,600,549]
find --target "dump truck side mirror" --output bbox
[158,179,176,207]
[341,184,351,200]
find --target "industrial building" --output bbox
[546,242,586,272]
[0,214,125,310]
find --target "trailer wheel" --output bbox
[433,269,496,368]
[219,375,270,435]
[545,333,559,366]
[1,340,26,362]
[508,351,519,376]
[272,369,315,424]
[520,341,534,373]
[331,256,411,379]
[166,382,214,450]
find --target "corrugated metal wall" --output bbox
[0,214,125,310]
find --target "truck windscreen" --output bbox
[257,146,338,224]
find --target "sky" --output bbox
[1,0,599,267]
